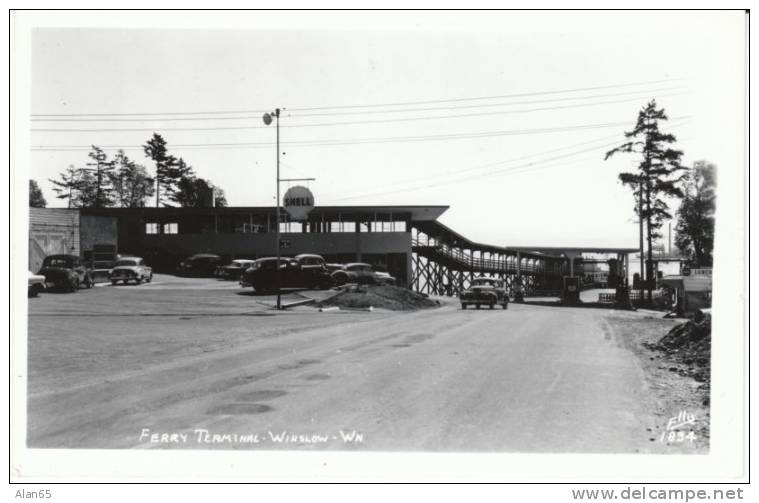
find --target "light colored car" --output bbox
[109,256,153,285]
[28,270,45,297]
[460,277,509,309]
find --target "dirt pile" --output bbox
[316,285,439,311]
[644,312,711,385]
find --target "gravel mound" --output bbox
[316,285,439,311]
[644,312,711,384]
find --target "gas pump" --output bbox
[513,276,525,303]
[562,276,582,304]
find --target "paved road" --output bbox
[26,276,665,452]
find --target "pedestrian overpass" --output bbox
[410,219,636,297]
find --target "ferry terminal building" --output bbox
[29,205,634,296]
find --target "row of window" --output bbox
[145,221,407,235]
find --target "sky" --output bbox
[23,11,746,248]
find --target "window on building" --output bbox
[145,223,159,234]
[163,223,178,234]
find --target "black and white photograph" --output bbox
[10,9,748,484]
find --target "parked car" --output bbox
[325,263,345,274]
[331,262,392,286]
[215,259,256,280]
[176,253,224,277]
[372,266,397,286]
[460,277,509,309]
[294,254,327,271]
[109,256,153,285]
[38,254,94,292]
[240,256,333,293]
[28,270,45,297]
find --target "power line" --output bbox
[31,92,687,133]
[30,77,684,118]
[30,86,685,122]
[30,116,692,151]
[329,154,603,202]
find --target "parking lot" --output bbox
[26,275,691,452]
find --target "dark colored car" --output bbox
[215,259,256,280]
[331,262,394,286]
[38,254,94,292]
[460,277,509,309]
[240,255,333,293]
[176,253,224,277]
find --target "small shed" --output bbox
[659,275,712,315]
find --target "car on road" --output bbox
[176,253,224,277]
[38,254,94,292]
[460,277,509,309]
[215,259,256,280]
[240,256,333,293]
[109,256,153,285]
[28,270,46,297]
[331,262,392,286]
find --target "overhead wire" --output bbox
[30,86,685,122]
[30,92,687,132]
[30,77,684,118]
[31,116,692,151]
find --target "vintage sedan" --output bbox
[331,262,394,286]
[215,259,256,280]
[109,256,153,285]
[460,277,509,309]
[38,254,94,292]
[372,267,397,286]
[176,253,224,277]
[240,256,333,293]
[28,271,46,297]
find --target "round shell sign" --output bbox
[283,185,315,221]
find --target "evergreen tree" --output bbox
[172,175,227,208]
[143,134,192,207]
[86,145,115,208]
[675,161,717,268]
[49,165,83,208]
[605,100,687,301]
[29,179,47,208]
[110,150,155,207]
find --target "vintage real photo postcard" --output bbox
[9,9,748,482]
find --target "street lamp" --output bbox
[263,109,316,310]
[262,109,283,309]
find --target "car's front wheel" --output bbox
[461,303,467,310]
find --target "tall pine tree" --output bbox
[605,100,687,302]
[143,134,192,207]
[85,145,115,208]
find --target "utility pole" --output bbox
[262,108,315,310]
[638,178,644,303]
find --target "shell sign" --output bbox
[283,185,315,221]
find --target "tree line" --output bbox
[37,133,227,209]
